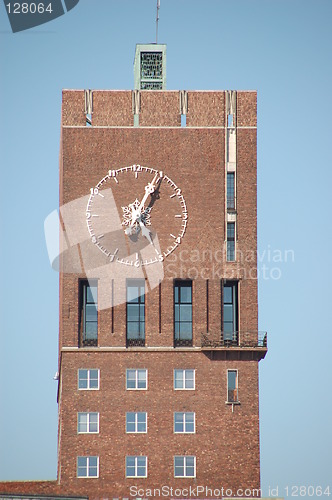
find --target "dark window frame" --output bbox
[227,222,236,261]
[79,280,98,347]
[227,172,235,210]
[126,279,146,347]
[174,280,193,347]
[222,281,238,345]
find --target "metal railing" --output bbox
[201,331,267,349]
[126,338,145,347]
[174,338,193,348]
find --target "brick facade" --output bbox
[0,89,266,499]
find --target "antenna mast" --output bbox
[156,0,160,44]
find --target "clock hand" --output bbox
[137,171,162,216]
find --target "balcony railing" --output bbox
[201,331,267,349]
[126,337,145,347]
[174,338,193,348]
[80,334,98,347]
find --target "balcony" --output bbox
[201,331,267,349]
[80,334,98,347]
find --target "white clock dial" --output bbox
[86,164,188,267]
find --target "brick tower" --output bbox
[0,44,267,499]
[55,43,267,498]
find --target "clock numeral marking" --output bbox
[98,234,104,239]
[175,214,182,218]
[109,248,118,262]
[176,188,182,196]
[86,212,91,219]
[176,237,181,244]
[90,187,99,195]
[170,233,176,239]
[92,214,99,217]
[170,193,176,198]
[91,236,97,244]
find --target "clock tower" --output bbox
[55,45,267,498]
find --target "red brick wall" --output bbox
[51,89,261,499]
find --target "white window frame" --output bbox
[77,412,99,434]
[126,412,147,434]
[174,412,195,434]
[174,369,195,390]
[174,455,196,478]
[125,456,148,478]
[126,369,148,390]
[78,369,100,390]
[77,456,99,478]
[226,369,239,404]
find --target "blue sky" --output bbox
[0,0,332,497]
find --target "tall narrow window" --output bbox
[227,222,235,261]
[227,172,235,210]
[223,282,238,345]
[227,370,238,403]
[126,279,145,347]
[80,282,98,347]
[174,280,192,347]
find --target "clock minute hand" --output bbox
[137,171,162,215]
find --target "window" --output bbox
[227,172,235,209]
[223,282,238,344]
[227,222,235,261]
[127,279,145,347]
[126,456,147,478]
[174,412,195,433]
[126,412,147,433]
[78,412,99,433]
[77,456,99,478]
[126,369,147,390]
[80,281,98,346]
[174,456,196,478]
[174,280,192,347]
[227,370,238,403]
[78,369,100,390]
[174,369,195,390]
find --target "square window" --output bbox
[126,456,147,478]
[126,369,147,390]
[78,412,99,433]
[126,412,147,433]
[78,369,99,390]
[77,456,99,478]
[174,412,195,433]
[174,456,196,478]
[174,369,195,390]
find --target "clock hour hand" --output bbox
[139,220,154,245]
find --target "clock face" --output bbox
[86,164,188,267]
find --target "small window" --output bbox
[78,369,100,390]
[126,412,147,433]
[78,412,99,434]
[80,281,98,347]
[228,113,234,127]
[126,456,147,478]
[227,370,238,402]
[126,369,147,390]
[174,412,195,433]
[227,222,235,261]
[127,279,145,347]
[174,280,192,347]
[223,282,238,344]
[77,456,99,478]
[181,114,187,127]
[174,369,195,390]
[174,456,196,478]
[227,172,235,210]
